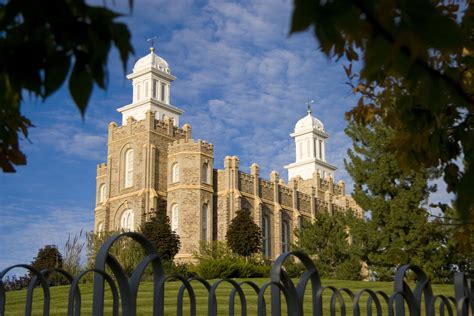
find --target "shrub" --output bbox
[194,258,270,279]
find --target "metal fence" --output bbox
[0,232,472,315]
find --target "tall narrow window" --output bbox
[136,84,141,101]
[281,220,289,253]
[314,139,317,157]
[307,140,311,158]
[298,142,303,159]
[171,163,179,183]
[97,222,104,234]
[125,149,134,188]
[99,184,107,203]
[201,204,208,241]
[144,81,149,98]
[262,215,269,257]
[318,140,323,159]
[160,82,166,102]
[171,204,179,232]
[162,114,166,121]
[153,80,158,98]
[121,209,134,231]
[202,162,209,183]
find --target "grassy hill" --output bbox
[4,278,455,315]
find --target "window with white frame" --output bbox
[202,162,209,183]
[124,149,134,188]
[201,204,208,241]
[120,209,134,231]
[281,220,289,253]
[171,204,179,232]
[171,163,179,183]
[144,81,149,98]
[262,215,270,257]
[136,84,141,101]
[99,184,107,203]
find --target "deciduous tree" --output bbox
[291,0,474,224]
[0,0,133,172]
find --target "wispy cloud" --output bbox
[0,199,93,269]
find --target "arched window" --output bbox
[201,204,208,241]
[124,149,134,188]
[99,184,107,203]
[202,162,209,183]
[171,204,179,232]
[262,215,269,257]
[97,222,104,234]
[281,220,289,253]
[171,163,179,183]
[120,209,134,231]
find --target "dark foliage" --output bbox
[226,209,262,257]
[291,0,474,224]
[0,0,133,172]
[140,207,181,261]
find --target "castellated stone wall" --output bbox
[94,111,189,234]
[167,138,214,261]
[94,113,362,262]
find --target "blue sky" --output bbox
[0,0,451,269]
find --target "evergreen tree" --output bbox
[295,211,363,280]
[226,209,262,257]
[140,207,181,261]
[30,245,64,284]
[31,245,63,272]
[345,119,441,280]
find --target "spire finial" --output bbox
[306,100,315,115]
[147,36,157,53]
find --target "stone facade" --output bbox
[94,48,363,261]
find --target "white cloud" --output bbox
[0,200,93,270]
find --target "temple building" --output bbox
[94,48,362,261]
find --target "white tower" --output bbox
[284,106,336,180]
[117,46,184,125]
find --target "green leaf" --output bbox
[290,0,314,33]
[69,61,93,116]
[44,53,71,97]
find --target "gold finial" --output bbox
[147,36,157,53]
[306,100,315,114]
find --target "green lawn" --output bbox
[4,279,455,315]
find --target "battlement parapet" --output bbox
[96,163,107,176]
[168,138,214,156]
[239,172,255,194]
[108,115,188,141]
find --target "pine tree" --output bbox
[31,245,63,272]
[345,119,439,279]
[226,209,262,258]
[295,211,363,280]
[140,207,181,261]
[30,245,64,284]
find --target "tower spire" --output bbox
[147,36,157,53]
[306,100,314,115]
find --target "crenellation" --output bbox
[95,48,363,263]
[168,138,214,157]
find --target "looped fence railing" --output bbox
[0,232,472,315]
